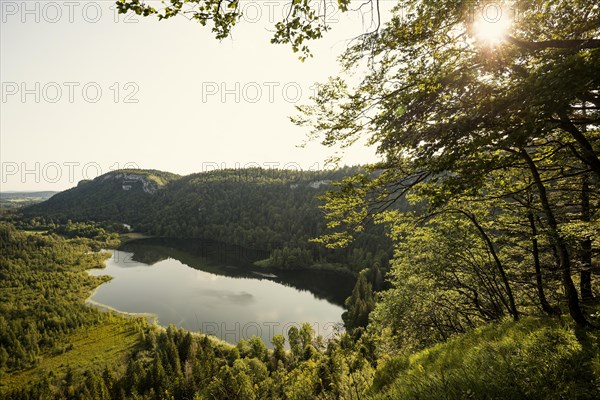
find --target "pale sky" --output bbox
[1,0,393,191]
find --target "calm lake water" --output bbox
[88,238,355,345]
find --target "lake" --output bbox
[88,238,355,346]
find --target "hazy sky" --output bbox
[1,0,394,191]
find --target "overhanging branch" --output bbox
[507,36,600,50]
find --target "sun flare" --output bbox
[473,8,511,45]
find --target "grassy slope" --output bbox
[0,319,140,394]
[0,227,146,395]
[371,316,600,399]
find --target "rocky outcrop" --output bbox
[103,172,161,194]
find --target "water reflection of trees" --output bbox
[119,238,355,306]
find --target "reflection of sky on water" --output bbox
[199,289,255,305]
[89,249,343,345]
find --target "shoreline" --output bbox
[84,243,342,349]
[84,261,232,349]
[85,248,159,324]
[85,281,158,325]
[85,286,232,348]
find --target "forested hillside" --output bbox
[25,170,180,225]
[25,167,396,272]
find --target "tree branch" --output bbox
[507,36,600,50]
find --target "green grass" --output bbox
[0,319,141,393]
[370,316,600,399]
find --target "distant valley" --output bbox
[0,191,58,210]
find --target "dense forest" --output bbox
[23,168,397,273]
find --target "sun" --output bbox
[473,5,511,45]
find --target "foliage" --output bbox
[343,270,376,330]
[371,317,600,400]
[296,0,600,327]
[115,0,354,60]
[49,220,121,250]
[0,223,117,374]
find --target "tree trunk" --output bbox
[580,173,594,301]
[457,210,519,321]
[519,148,589,326]
[527,211,554,315]
[558,113,600,180]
